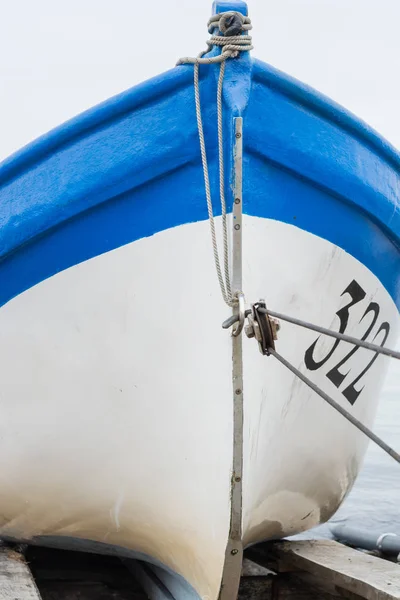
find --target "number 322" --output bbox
[304,280,390,405]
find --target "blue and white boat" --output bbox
[0,1,399,599]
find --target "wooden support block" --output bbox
[240,557,341,599]
[242,558,274,577]
[238,575,273,599]
[0,545,41,599]
[272,574,342,599]
[246,540,400,600]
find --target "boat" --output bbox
[0,1,399,598]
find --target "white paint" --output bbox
[0,219,233,600]
[0,216,397,599]
[241,218,398,545]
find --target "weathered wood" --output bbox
[239,571,344,600]
[272,574,343,600]
[291,572,362,600]
[247,540,400,600]
[0,541,395,600]
[238,575,273,599]
[0,546,41,599]
[242,559,273,577]
[242,555,343,599]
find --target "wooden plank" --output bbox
[238,575,273,599]
[241,558,273,577]
[248,540,400,600]
[271,574,342,600]
[0,546,41,599]
[239,571,343,600]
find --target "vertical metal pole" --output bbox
[219,117,244,600]
[231,117,243,537]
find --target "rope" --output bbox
[177,12,253,307]
[177,12,253,65]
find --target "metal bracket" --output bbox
[219,116,244,600]
[232,292,245,337]
[245,301,280,355]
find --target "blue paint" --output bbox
[0,0,399,309]
[213,1,248,16]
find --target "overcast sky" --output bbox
[0,0,399,161]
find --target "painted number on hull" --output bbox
[304,280,390,405]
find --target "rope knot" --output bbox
[177,11,252,67]
[207,11,252,36]
[206,11,253,62]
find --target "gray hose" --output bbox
[331,524,400,558]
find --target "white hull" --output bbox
[0,216,397,599]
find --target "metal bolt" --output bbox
[245,323,255,339]
[231,549,239,555]
[234,224,240,230]
[234,198,241,204]
[235,389,241,395]
[235,132,241,139]
[235,476,241,483]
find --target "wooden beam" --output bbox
[238,575,273,599]
[0,546,41,599]
[246,540,400,600]
[241,558,273,577]
[241,557,342,599]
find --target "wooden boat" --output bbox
[0,1,399,598]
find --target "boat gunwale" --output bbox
[1,57,399,189]
[253,58,400,175]
[0,67,193,188]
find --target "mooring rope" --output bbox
[177,12,253,65]
[177,12,253,307]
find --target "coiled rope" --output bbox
[177,12,253,307]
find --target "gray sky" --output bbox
[1,0,399,161]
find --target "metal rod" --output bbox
[262,309,400,360]
[219,117,244,600]
[269,348,400,465]
[222,309,400,360]
[230,116,244,541]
